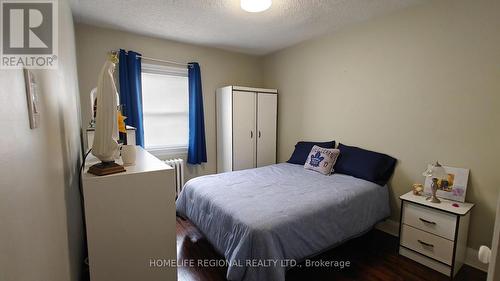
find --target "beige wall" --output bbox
[262,0,500,250]
[0,0,84,280]
[73,0,499,251]
[75,24,264,179]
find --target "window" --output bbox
[141,63,188,151]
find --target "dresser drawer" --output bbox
[402,201,457,240]
[401,224,454,265]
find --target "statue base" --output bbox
[88,161,126,176]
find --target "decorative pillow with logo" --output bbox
[304,145,341,175]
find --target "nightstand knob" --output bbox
[419,218,436,225]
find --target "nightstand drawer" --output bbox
[402,201,457,240]
[401,225,454,265]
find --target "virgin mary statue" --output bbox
[91,59,120,163]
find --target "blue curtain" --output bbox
[187,62,207,164]
[119,49,144,147]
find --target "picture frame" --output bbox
[424,166,469,202]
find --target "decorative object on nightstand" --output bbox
[412,183,424,196]
[398,191,474,277]
[422,162,447,203]
[424,165,470,203]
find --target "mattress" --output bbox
[176,163,390,281]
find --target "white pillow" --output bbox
[304,145,341,175]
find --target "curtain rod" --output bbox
[110,50,191,68]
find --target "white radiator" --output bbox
[165,158,185,197]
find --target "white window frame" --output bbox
[141,63,189,157]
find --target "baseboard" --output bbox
[465,247,489,272]
[375,219,488,273]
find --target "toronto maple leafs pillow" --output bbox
[304,145,341,175]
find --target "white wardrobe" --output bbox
[217,86,278,173]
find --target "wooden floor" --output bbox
[177,217,486,281]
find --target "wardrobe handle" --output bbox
[417,240,434,248]
[258,131,261,138]
[250,131,253,138]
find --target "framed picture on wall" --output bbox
[424,166,469,202]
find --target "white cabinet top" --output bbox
[87,125,136,132]
[232,86,278,94]
[83,146,172,181]
[400,191,474,216]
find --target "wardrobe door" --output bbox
[232,91,256,170]
[256,93,277,167]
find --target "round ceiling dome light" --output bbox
[241,0,272,13]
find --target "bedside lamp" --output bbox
[422,161,447,203]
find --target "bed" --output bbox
[176,163,390,281]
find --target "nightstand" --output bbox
[398,191,474,278]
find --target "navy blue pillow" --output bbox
[334,143,397,186]
[287,141,335,165]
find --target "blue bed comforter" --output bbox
[176,163,390,281]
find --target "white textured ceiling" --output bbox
[70,0,427,55]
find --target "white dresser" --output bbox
[399,192,474,278]
[216,86,278,172]
[82,147,177,281]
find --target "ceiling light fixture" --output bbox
[241,0,272,13]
